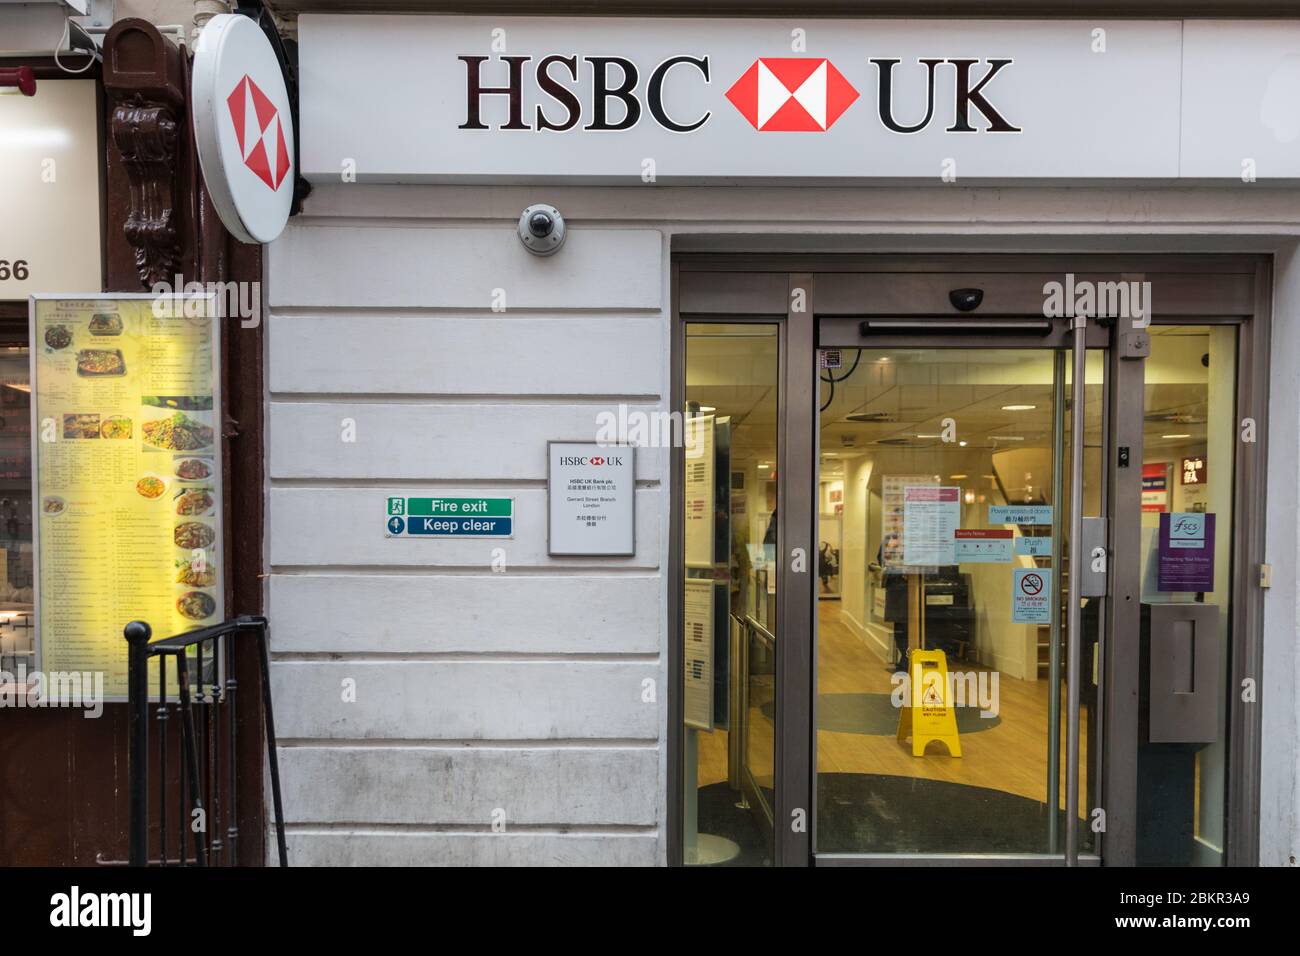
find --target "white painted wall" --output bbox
[266,207,668,866]
[1261,241,1300,868]
[267,182,1300,866]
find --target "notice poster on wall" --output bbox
[683,577,714,730]
[31,296,223,699]
[881,474,934,573]
[1142,462,1170,513]
[1157,512,1216,592]
[902,486,960,566]
[684,415,715,568]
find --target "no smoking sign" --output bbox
[1012,567,1052,624]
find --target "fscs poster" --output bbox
[1157,512,1216,592]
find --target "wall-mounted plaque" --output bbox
[547,442,635,556]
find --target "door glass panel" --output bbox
[1136,325,1237,866]
[815,346,1101,856]
[1068,350,1106,858]
[681,323,778,866]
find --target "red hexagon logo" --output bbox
[226,74,291,191]
[725,57,859,132]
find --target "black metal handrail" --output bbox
[125,615,287,866]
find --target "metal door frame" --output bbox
[670,254,1270,868]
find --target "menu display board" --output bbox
[30,296,223,698]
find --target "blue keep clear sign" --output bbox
[385,496,514,538]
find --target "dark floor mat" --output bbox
[763,693,1001,735]
[692,773,1090,863]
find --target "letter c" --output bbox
[648,55,711,132]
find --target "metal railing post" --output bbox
[123,615,285,867]
[176,652,208,867]
[125,620,152,867]
[253,617,289,866]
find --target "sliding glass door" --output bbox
[813,343,1102,859]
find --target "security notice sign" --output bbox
[385,496,514,537]
[548,442,635,555]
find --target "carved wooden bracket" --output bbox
[111,94,180,286]
[102,19,187,291]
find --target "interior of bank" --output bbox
[681,323,1235,866]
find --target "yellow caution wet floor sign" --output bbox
[897,649,962,757]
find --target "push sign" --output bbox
[386,496,514,537]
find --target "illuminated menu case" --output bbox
[30,296,223,698]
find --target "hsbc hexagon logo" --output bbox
[226,74,291,191]
[193,13,295,244]
[725,57,859,132]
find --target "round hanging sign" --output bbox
[192,14,295,244]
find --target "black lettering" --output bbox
[647,55,710,132]
[536,55,581,131]
[586,56,640,131]
[872,57,943,134]
[946,58,1020,133]
[459,55,531,130]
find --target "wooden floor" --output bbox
[697,600,1090,815]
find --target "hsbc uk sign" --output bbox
[299,16,1223,181]
[460,54,1019,135]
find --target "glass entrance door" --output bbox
[814,343,1103,859]
[675,259,1267,868]
[680,322,781,866]
[1135,325,1240,866]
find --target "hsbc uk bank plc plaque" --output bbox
[547,442,635,556]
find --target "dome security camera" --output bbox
[518,204,567,256]
[949,288,984,312]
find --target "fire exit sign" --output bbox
[385,496,514,537]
